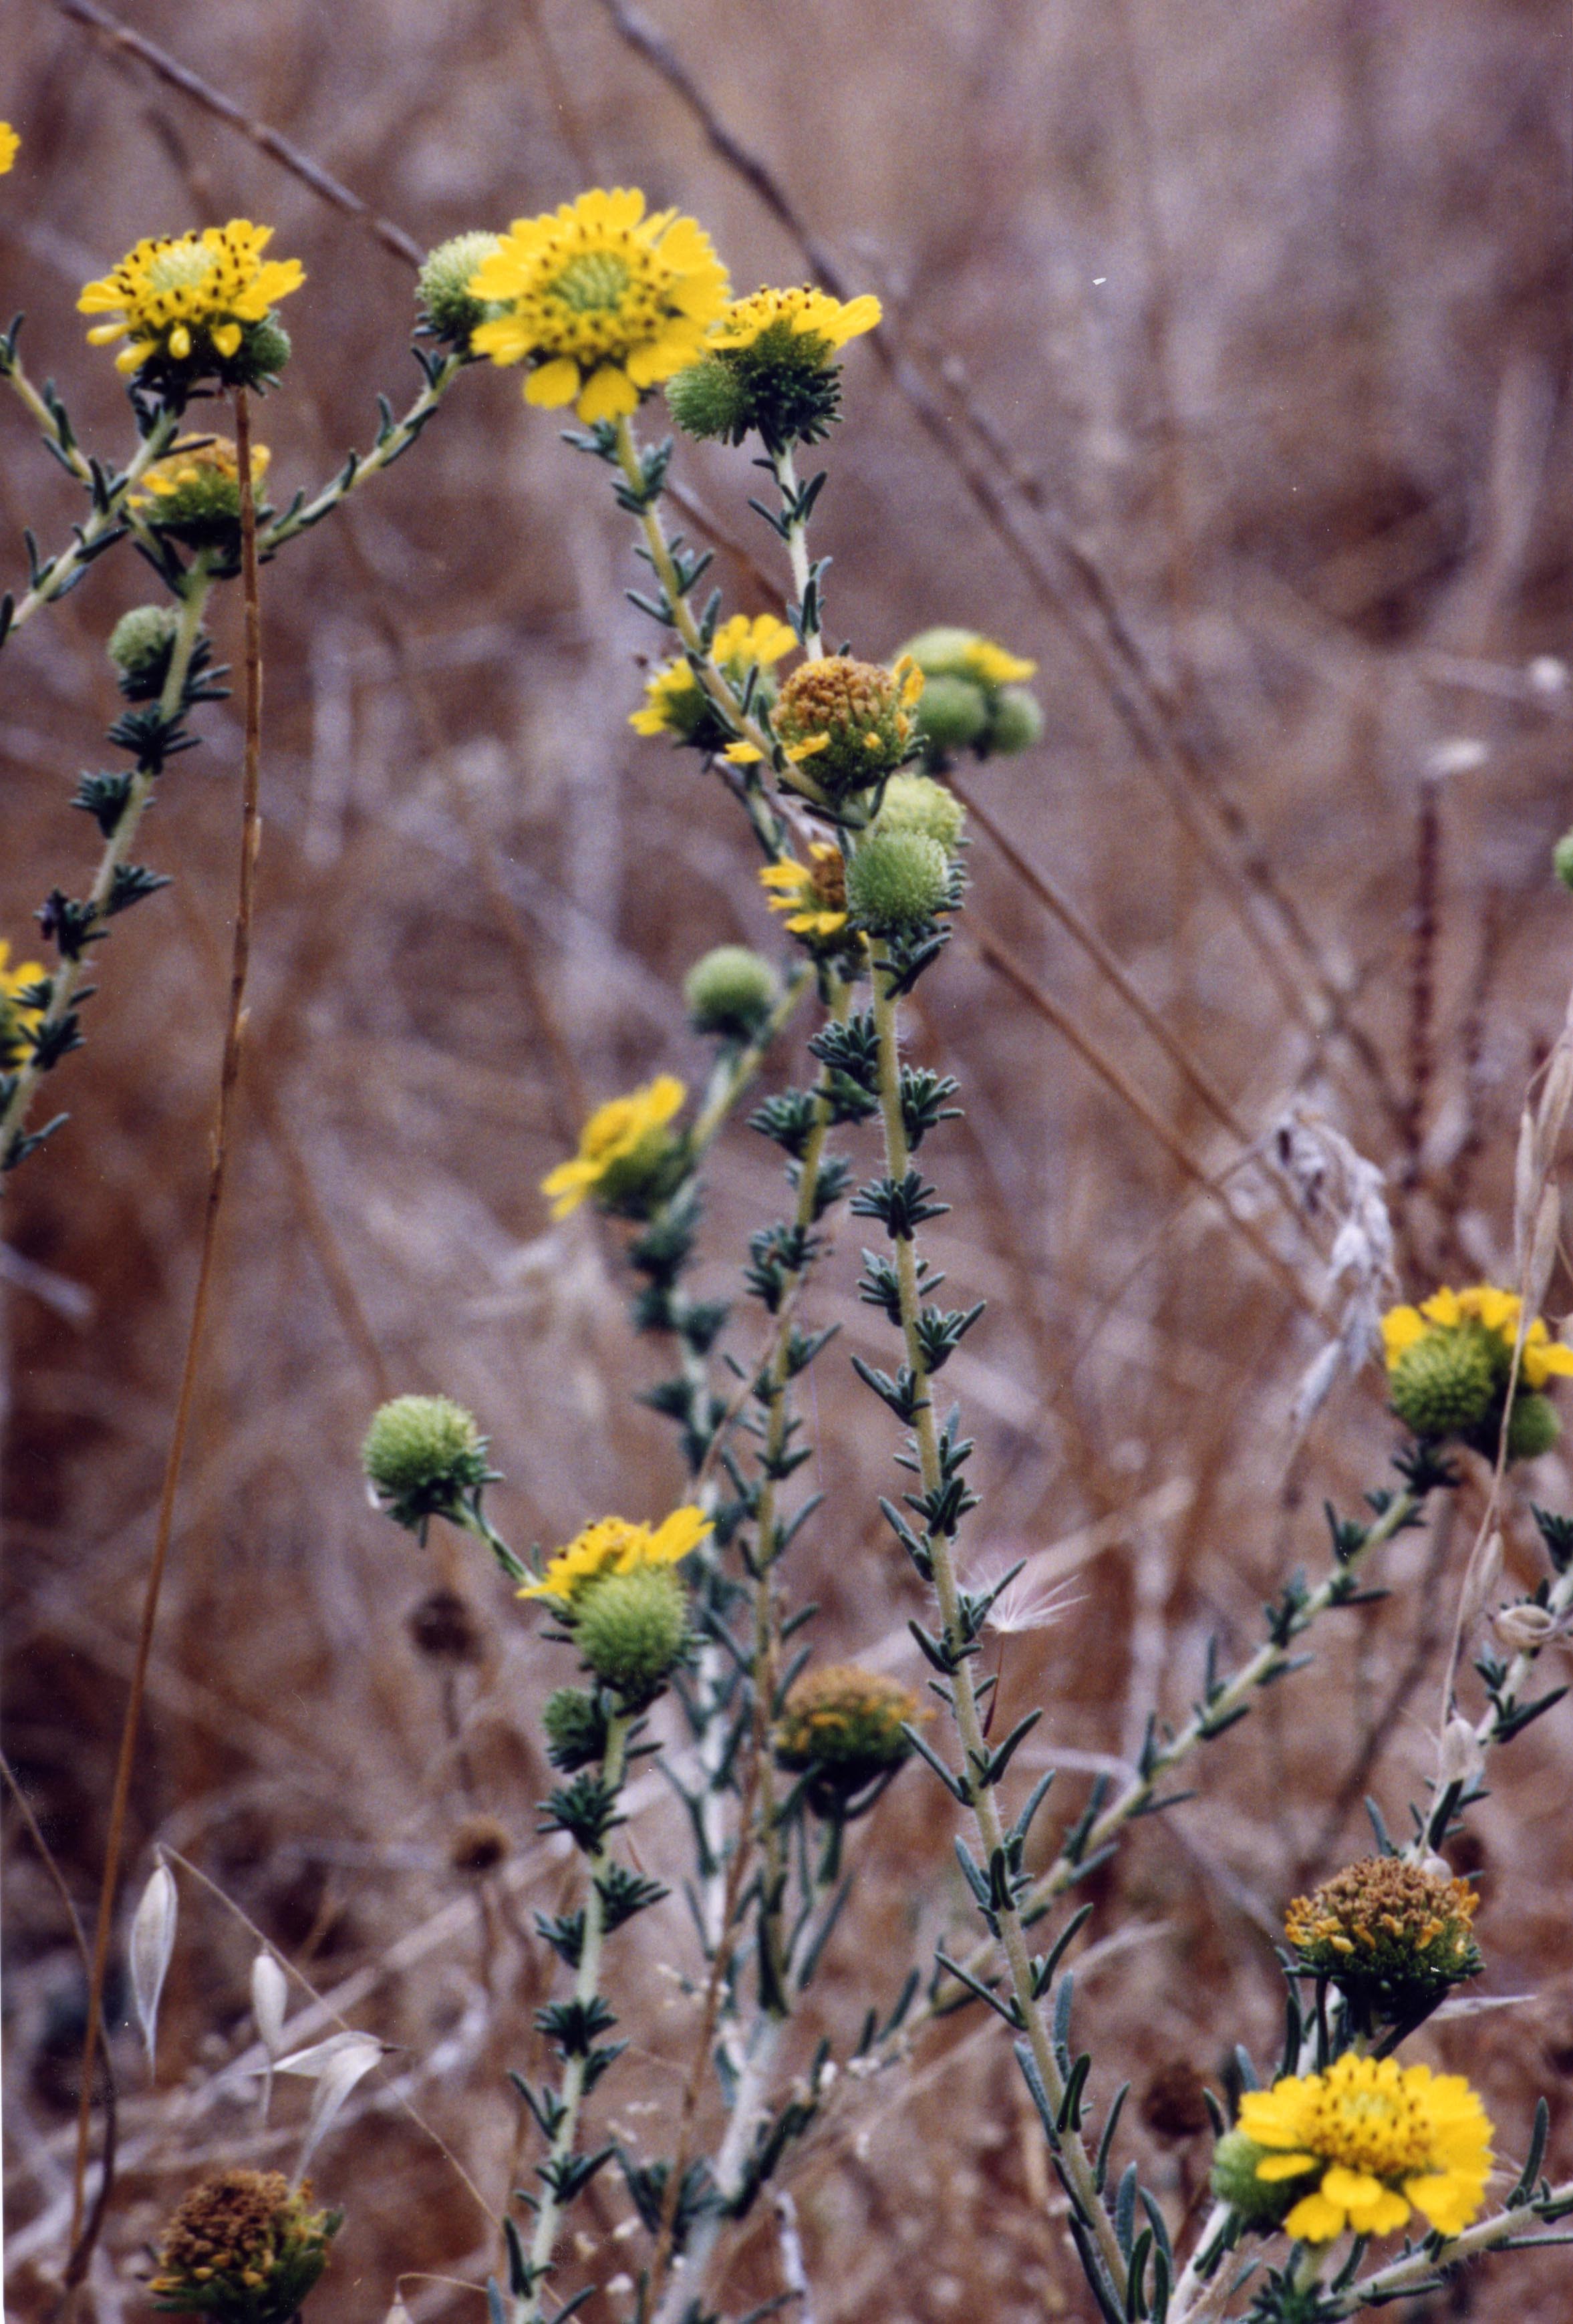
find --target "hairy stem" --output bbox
[865,938,1130,2303]
[1,403,178,640]
[1,559,212,1177]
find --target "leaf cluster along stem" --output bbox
[745,970,850,2011]
[1,557,214,1177]
[256,349,466,557]
[771,445,823,662]
[1,390,178,641]
[518,1715,630,2323]
[610,418,829,819]
[863,938,1132,2303]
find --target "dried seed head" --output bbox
[1140,2061,1211,2142]
[150,2168,340,2321]
[1493,1600,1560,1652]
[130,1861,178,2075]
[774,1665,919,1809]
[1284,1856,1481,2025]
[774,656,919,796]
[1436,1716,1485,1790]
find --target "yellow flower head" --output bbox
[519,1504,713,1604]
[0,124,19,175]
[0,939,47,1068]
[758,843,849,941]
[79,220,303,378]
[708,285,881,356]
[541,1073,686,1219]
[1382,1284,1573,1393]
[128,434,270,543]
[629,613,798,744]
[468,188,729,426]
[1236,2052,1492,2244]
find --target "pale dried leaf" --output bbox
[129,1862,178,2076]
[292,2032,384,2186]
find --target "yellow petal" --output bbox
[1256,2154,1320,2182]
[525,356,582,407]
[576,364,640,423]
[724,741,763,764]
[1380,1305,1426,1366]
[1283,2188,1348,2244]
[211,322,242,357]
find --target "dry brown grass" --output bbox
[4,0,1573,2317]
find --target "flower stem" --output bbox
[1,554,214,1179]
[864,938,1130,2305]
[0,402,178,642]
[518,1712,630,2322]
[257,350,466,555]
[770,446,823,662]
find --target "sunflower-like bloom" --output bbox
[629,613,798,748]
[519,1505,712,1604]
[710,284,881,355]
[468,188,728,425]
[0,124,19,175]
[541,1074,686,1219]
[79,221,303,380]
[1236,2053,1492,2243]
[1383,1285,1573,1392]
[0,939,47,1068]
[758,843,849,941]
[667,283,880,451]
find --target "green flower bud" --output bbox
[1209,2131,1314,2228]
[912,672,988,756]
[1389,1324,1499,1439]
[362,1394,489,1530]
[1506,1391,1560,1462]
[572,1566,688,1707]
[665,355,753,445]
[846,829,950,933]
[875,771,968,853]
[108,603,182,700]
[984,685,1044,756]
[150,2168,340,2321]
[235,312,292,388]
[683,945,782,1040]
[417,233,504,348]
[1555,829,1573,893]
[543,1685,610,1771]
[901,626,988,679]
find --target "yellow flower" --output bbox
[468,187,728,425]
[1381,1284,1573,1391]
[519,1505,712,1602]
[0,124,19,175]
[708,284,881,355]
[1236,2053,1492,2244]
[541,1073,686,1219]
[758,843,849,939]
[0,939,47,1066]
[79,220,303,376]
[958,636,1035,686]
[629,613,798,741]
[127,434,270,541]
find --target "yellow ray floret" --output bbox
[0,124,19,175]
[541,1074,686,1219]
[959,636,1036,686]
[1237,2053,1492,2244]
[79,220,303,374]
[629,613,798,738]
[758,844,849,939]
[708,284,881,355]
[519,1505,713,1602]
[1381,1283,1573,1390]
[469,187,729,425]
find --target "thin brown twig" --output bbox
[66,387,267,2267]
[964,922,1323,1324]
[1400,770,1442,1197]
[50,0,424,267]
[0,1751,119,2313]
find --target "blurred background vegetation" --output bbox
[3,0,1572,2315]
